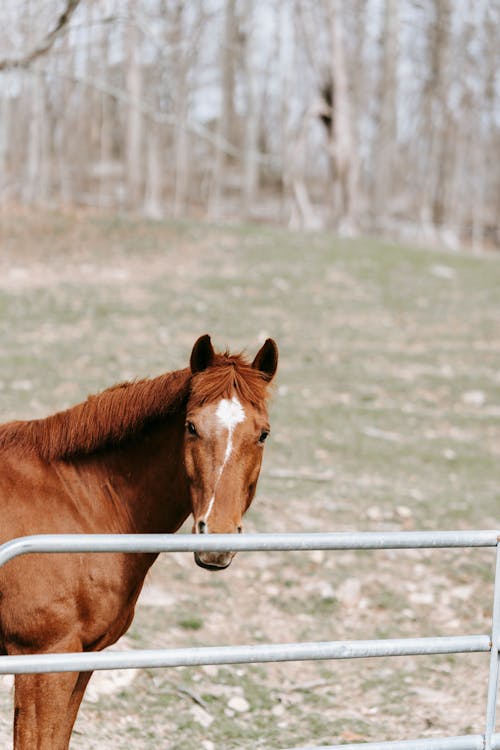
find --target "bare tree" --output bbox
[209,0,239,218]
[371,0,399,224]
[0,0,498,249]
[0,0,81,71]
[326,0,359,230]
[125,4,143,210]
[420,0,452,231]
[241,0,260,216]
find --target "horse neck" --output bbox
[71,410,191,535]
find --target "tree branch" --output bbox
[31,66,277,167]
[0,0,81,71]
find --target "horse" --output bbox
[0,334,278,749]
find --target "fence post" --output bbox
[485,542,500,749]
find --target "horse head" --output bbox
[184,334,278,570]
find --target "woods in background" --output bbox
[0,0,499,250]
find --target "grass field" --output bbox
[0,210,499,748]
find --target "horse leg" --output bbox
[11,629,93,750]
[67,669,93,721]
[13,667,93,750]
[13,667,94,750]
[56,670,94,748]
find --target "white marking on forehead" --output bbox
[200,397,246,528]
[215,396,246,431]
[216,396,246,467]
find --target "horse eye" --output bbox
[259,430,269,444]
[186,421,197,436]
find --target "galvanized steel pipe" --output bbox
[0,635,490,675]
[0,529,498,569]
[287,734,490,750]
[0,529,498,750]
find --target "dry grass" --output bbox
[0,209,499,748]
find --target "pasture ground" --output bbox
[0,210,499,748]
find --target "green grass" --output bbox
[177,616,204,631]
[0,210,499,748]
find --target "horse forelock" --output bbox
[188,353,271,410]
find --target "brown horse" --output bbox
[0,334,278,749]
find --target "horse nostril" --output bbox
[197,520,207,534]
[237,525,242,534]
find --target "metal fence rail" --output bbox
[0,635,490,675]
[0,529,499,750]
[287,736,500,750]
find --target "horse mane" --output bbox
[0,368,191,463]
[0,352,271,463]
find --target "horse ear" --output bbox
[190,334,215,374]
[252,339,278,381]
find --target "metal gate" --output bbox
[0,529,499,750]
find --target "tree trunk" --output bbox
[172,2,189,219]
[144,119,164,219]
[420,0,451,231]
[0,89,10,206]
[242,0,260,217]
[125,8,143,210]
[327,0,358,231]
[23,65,49,204]
[371,0,398,224]
[209,0,237,219]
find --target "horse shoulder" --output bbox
[0,448,147,654]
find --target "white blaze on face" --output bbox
[202,396,246,526]
[216,396,246,459]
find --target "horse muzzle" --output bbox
[194,551,235,571]
[193,518,241,570]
